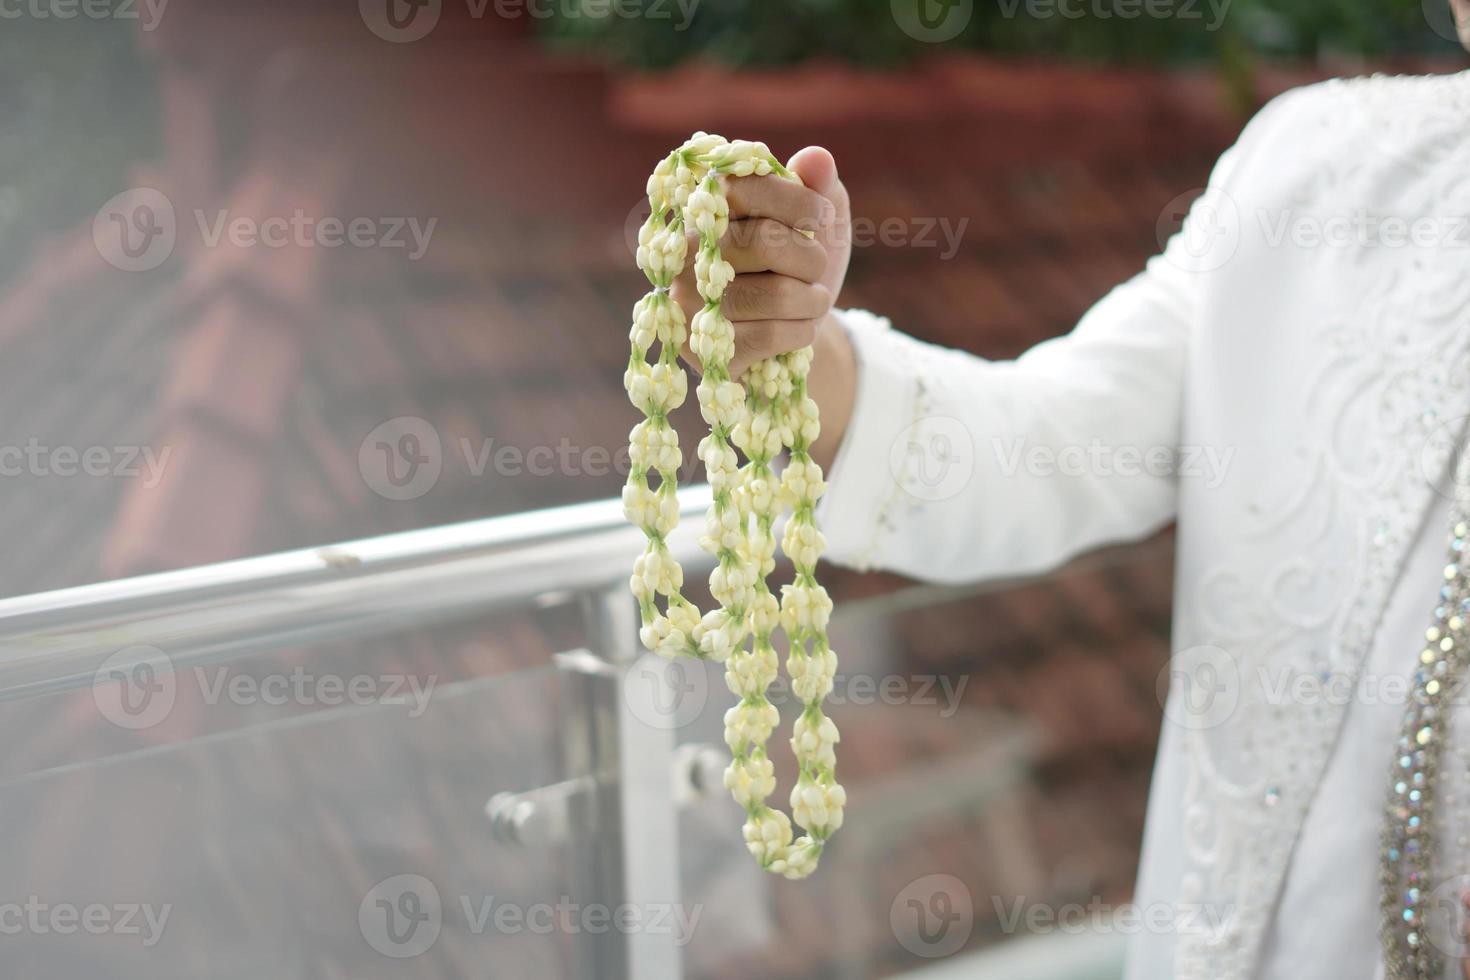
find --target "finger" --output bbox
[678,336,701,375]
[788,146,840,199]
[721,274,832,322]
[787,146,849,252]
[730,318,822,379]
[723,174,836,234]
[668,274,699,325]
[679,221,826,282]
[721,219,828,283]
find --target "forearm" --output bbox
[814,284,1188,584]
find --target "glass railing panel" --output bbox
[0,613,629,980]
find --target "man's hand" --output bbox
[670,146,858,468]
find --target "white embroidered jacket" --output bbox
[816,72,1470,978]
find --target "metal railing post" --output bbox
[552,646,627,979]
[583,584,684,980]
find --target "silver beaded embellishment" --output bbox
[1380,516,1470,978]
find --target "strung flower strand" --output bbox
[623,133,844,879]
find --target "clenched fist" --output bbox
[670,146,858,468]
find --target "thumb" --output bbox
[788,146,841,199]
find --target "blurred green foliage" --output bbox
[541,0,1458,67]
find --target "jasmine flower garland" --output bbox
[623,132,844,879]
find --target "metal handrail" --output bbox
[0,477,1169,703]
[0,484,715,700]
[0,481,1163,980]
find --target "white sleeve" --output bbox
[815,89,1304,584]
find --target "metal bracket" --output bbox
[485,741,730,850]
[485,775,596,849]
